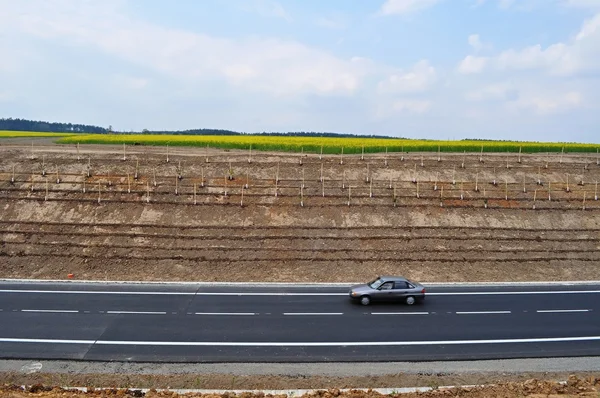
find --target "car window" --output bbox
[393,281,409,289]
[368,278,384,289]
[379,282,393,290]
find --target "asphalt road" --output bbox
[0,281,599,362]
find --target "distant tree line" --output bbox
[0,118,400,139]
[0,118,107,134]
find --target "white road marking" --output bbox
[194,312,255,316]
[456,311,511,315]
[536,309,590,313]
[21,309,79,314]
[1,289,600,296]
[371,312,429,315]
[2,335,600,346]
[106,311,166,315]
[283,313,343,316]
[428,291,600,296]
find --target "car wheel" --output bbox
[405,296,416,305]
[360,296,371,306]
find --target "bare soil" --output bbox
[0,140,599,283]
[1,374,600,397]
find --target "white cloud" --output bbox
[458,55,489,74]
[562,0,600,10]
[465,82,518,102]
[243,0,291,21]
[377,60,436,93]
[379,0,440,16]
[315,15,348,30]
[393,100,432,113]
[468,34,483,51]
[458,12,600,76]
[511,91,583,114]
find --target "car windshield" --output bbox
[368,278,384,289]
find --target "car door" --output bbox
[375,281,394,302]
[392,281,410,301]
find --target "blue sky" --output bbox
[0,0,599,142]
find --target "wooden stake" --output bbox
[361,146,364,161]
[31,173,34,192]
[347,185,351,206]
[194,183,197,205]
[566,173,570,192]
[545,152,549,169]
[483,188,487,208]
[416,180,420,198]
[300,185,304,207]
[479,145,483,163]
[384,147,388,166]
[401,146,404,162]
[342,170,346,189]
[366,164,370,183]
[45,177,48,201]
[475,172,479,192]
[506,151,510,169]
[434,172,438,191]
[41,155,46,176]
[82,173,86,193]
[122,143,126,161]
[369,177,373,198]
[175,174,178,195]
[153,168,157,187]
[275,177,278,197]
[11,165,15,184]
[166,144,169,163]
[412,163,417,184]
[276,161,280,183]
[518,146,522,163]
[523,175,526,193]
[560,147,564,164]
[437,145,441,162]
[595,180,598,201]
[206,144,209,163]
[533,189,537,210]
[299,147,303,165]
[583,191,586,211]
[420,154,424,167]
[505,179,508,200]
[245,169,249,189]
[56,168,60,184]
[134,159,139,179]
[320,162,324,183]
[452,166,456,185]
[76,142,80,161]
[31,141,35,160]
[537,166,542,185]
[248,145,252,163]
[127,172,131,193]
[87,156,91,177]
[201,167,205,188]
[340,147,344,165]
[97,181,101,204]
[322,176,325,197]
[241,184,244,207]
[319,145,323,160]
[146,181,150,203]
[548,181,552,201]
[461,151,465,169]
[440,185,444,207]
[460,181,464,200]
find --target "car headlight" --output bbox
[351,291,359,296]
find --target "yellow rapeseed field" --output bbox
[55,133,599,154]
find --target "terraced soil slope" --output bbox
[0,140,599,282]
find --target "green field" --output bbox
[56,133,599,154]
[1,131,598,154]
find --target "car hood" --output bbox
[349,284,372,294]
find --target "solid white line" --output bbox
[371,312,429,315]
[106,311,166,315]
[283,313,344,316]
[2,335,600,347]
[429,291,600,296]
[2,289,600,296]
[456,311,511,315]
[194,312,255,316]
[536,309,590,313]
[21,309,79,314]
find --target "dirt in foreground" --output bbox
[2,375,600,397]
[2,371,600,392]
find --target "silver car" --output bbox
[349,276,426,306]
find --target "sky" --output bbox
[0,0,599,142]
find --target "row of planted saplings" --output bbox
[8,161,599,209]
[27,140,600,170]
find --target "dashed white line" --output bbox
[456,311,511,315]
[536,309,590,313]
[21,309,79,314]
[194,312,255,316]
[106,311,166,315]
[283,313,343,316]
[371,312,429,315]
